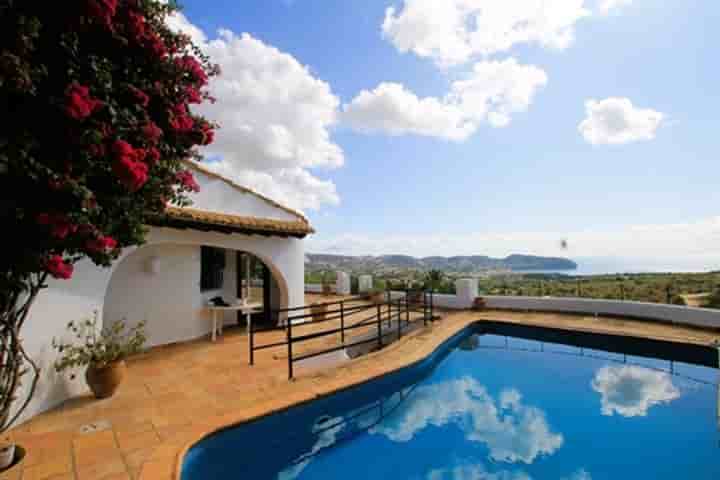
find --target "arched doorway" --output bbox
[235,251,284,329]
[103,241,290,347]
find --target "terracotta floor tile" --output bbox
[20,454,72,480]
[116,430,160,454]
[75,457,127,480]
[73,444,120,469]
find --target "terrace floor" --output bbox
[5,296,720,480]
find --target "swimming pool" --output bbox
[181,322,720,479]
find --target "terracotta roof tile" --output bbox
[151,207,314,238]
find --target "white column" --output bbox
[455,278,479,308]
[336,271,351,295]
[358,275,373,293]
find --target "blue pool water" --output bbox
[182,323,720,479]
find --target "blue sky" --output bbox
[176,0,720,266]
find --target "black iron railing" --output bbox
[248,291,436,379]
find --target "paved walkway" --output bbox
[5,303,719,480]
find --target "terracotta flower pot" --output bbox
[0,445,25,473]
[310,303,328,322]
[85,361,126,399]
[370,292,385,304]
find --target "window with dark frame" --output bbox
[200,246,225,291]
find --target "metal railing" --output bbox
[248,291,437,379]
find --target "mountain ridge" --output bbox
[306,253,577,273]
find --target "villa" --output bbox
[20,160,313,425]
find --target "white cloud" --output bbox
[591,365,680,417]
[427,461,531,480]
[168,13,343,211]
[371,378,563,464]
[562,469,592,480]
[342,82,474,141]
[307,215,720,264]
[342,59,547,139]
[382,0,591,67]
[579,97,664,145]
[597,0,633,15]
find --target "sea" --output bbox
[514,256,720,277]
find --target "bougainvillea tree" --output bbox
[0,0,217,431]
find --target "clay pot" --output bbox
[370,292,386,304]
[473,297,487,310]
[85,361,126,399]
[0,445,24,473]
[310,303,328,322]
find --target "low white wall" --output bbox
[484,296,720,329]
[305,283,323,293]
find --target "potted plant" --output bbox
[53,318,146,399]
[473,297,487,310]
[368,289,386,304]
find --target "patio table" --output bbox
[206,302,262,341]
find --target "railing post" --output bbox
[430,288,434,321]
[376,304,383,349]
[340,300,345,344]
[249,318,254,365]
[287,317,294,380]
[405,293,410,326]
[397,299,402,340]
[423,291,428,326]
[387,299,392,328]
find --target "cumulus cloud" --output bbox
[371,378,563,464]
[343,59,547,139]
[578,97,664,145]
[597,0,633,15]
[591,365,680,417]
[382,0,591,67]
[168,13,343,211]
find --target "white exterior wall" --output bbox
[15,226,304,426]
[190,168,298,222]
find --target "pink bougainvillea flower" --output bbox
[142,121,163,143]
[146,147,160,165]
[86,0,118,30]
[197,121,214,145]
[126,10,148,41]
[170,114,194,133]
[65,83,102,120]
[45,255,74,279]
[176,170,200,193]
[175,55,208,86]
[37,213,77,240]
[112,140,149,191]
[144,32,167,58]
[85,235,117,254]
[128,86,150,108]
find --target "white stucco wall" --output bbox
[14,225,305,426]
[190,168,299,222]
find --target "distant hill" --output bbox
[305,253,577,273]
